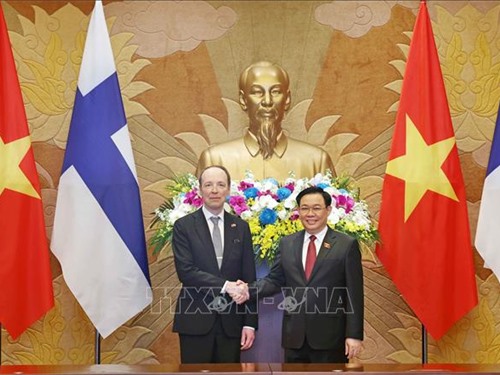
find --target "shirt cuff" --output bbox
[221,280,229,294]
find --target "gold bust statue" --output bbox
[196,61,335,180]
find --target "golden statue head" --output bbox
[239,61,291,159]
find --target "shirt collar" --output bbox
[244,129,288,158]
[306,226,328,244]
[202,206,224,222]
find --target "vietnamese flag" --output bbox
[376,1,477,340]
[0,4,54,338]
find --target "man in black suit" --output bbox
[232,186,363,363]
[172,165,257,363]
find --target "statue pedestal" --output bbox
[241,262,284,363]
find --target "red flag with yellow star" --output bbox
[376,1,477,340]
[0,4,54,338]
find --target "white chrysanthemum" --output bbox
[328,208,341,225]
[169,208,189,222]
[335,206,347,219]
[323,186,337,196]
[257,194,279,209]
[284,196,297,209]
[178,203,194,213]
[295,179,307,191]
[309,173,324,185]
[252,181,262,191]
[277,209,288,220]
[261,180,279,192]
[351,210,371,229]
[250,199,262,212]
[240,210,253,221]
[155,209,166,221]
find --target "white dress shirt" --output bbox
[202,206,225,249]
[301,226,328,269]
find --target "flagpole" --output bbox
[422,325,428,364]
[94,330,101,364]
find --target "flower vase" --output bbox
[240,260,284,363]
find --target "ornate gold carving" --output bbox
[433,5,500,153]
[105,1,237,58]
[10,4,151,147]
[2,290,65,364]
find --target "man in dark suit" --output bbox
[172,165,257,363]
[232,186,363,363]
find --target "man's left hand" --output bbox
[240,327,255,350]
[345,338,362,359]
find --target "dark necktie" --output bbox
[210,216,223,269]
[305,235,317,280]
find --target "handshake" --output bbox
[226,280,250,304]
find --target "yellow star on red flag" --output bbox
[376,1,477,341]
[0,135,40,199]
[0,2,54,340]
[386,114,458,221]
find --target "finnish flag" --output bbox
[51,0,152,338]
[476,103,500,280]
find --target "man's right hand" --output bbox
[227,280,249,304]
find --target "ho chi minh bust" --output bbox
[196,61,335,181]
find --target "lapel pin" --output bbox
[231,223,236,228]
[324,242,331,249]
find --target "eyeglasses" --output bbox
[299,206,326,214]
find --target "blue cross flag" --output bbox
[51,0,152,338]
[476,102,500,281]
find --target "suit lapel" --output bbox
[221,212,238,270]
[308,226,338,281]
[293,231,308,284]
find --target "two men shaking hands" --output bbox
[172,165,364,364]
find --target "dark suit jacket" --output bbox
[172,208,258,338]
[252,226,363,351]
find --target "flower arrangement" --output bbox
[150,171,379,264]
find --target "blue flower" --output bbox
[277,187,292,200]
[317,183,330,190]
[243,187,259,199]
[338,188,348,195]
[259,208,278,225]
